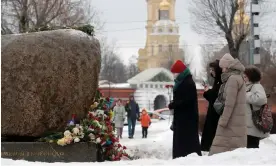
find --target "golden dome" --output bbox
[160,0,170,11]
[234,10,249,25]
[234,0,249,25]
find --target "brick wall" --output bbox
[98,88,136,103]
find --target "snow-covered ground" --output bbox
[2,120,276,165]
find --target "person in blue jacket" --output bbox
[125,94,140,139]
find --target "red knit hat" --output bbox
[170,60,187,73]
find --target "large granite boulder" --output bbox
[1,29,101,137]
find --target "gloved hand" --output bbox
[168,102,174,110]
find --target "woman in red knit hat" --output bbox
[168,60,202,159]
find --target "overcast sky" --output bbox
[91,0,276,75]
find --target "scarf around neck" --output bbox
[173,68,191,91]
[217,69,242,102]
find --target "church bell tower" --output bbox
[137,0,184,72]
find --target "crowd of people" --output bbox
[111,53,271,159]
[169,53,271,159]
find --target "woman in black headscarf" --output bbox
[200,60,222,152]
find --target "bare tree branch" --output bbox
[189,0,249,59]
[1,0,103,33]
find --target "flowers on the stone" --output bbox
[72,127,80,135]
[88,133,96,140]
[80,133,85,138]
[52,93,131,161]
[91,102,99,109]
[57,138,66,146]
[64,130,71,137]
[64,136,73,144]
[88,127,94,132]
[74,137,80,143]
[96,137,101,143]
[97,110,104,115]
[42,90,131,161]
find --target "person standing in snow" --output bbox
[244,66,269,148]
[201,60,222,152]
[140,108,151,138]
[113,99,126,139]
[125,94,140,139]
[209,53,247,156]
[168,60,202,159]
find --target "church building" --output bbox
[98,0,207,112]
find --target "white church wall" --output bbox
[134,82,173,111]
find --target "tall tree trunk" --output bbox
[19,0,29,33]
[225,31,239,59]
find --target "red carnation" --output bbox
[118,144,122,148]
[106,97,110,102]
[88,112,94,119]
[110,137,116,142]
[72,114,76,119]
[123,146,126,150]
[165,85,170,88]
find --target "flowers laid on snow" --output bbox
[40,90,131,161]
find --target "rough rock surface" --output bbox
[1,29,101,137]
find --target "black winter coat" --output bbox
[170,74,202,159]
[200,81,221,151]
